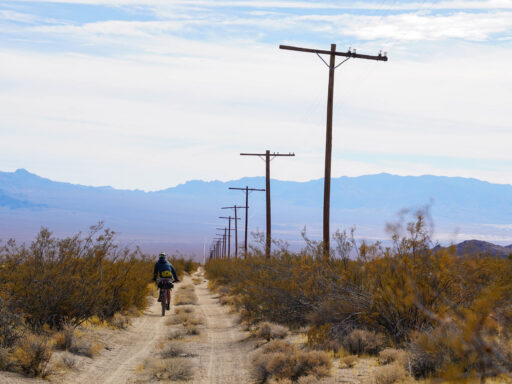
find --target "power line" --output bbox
[280,44,387,259]
[229,186,265,257]
[240,150,295,257]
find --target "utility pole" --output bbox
[222,206,246,258]
[212,238,222,259]
[219,216,239,258]
[229,186,265,257]
[240,151,295,257]
[216,228,227,258]
[280,44,387,260]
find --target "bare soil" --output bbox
[0,271,252,384]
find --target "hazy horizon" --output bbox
[2,0,512,190]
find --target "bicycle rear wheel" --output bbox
[160,289,166,316]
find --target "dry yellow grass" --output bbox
[174,286,199,306]
[11,334,52,377]
[252,322,289,341]
[251,340,332,383]
[141,357,194,381]
[339,355,358,368]
[373,363,406,384]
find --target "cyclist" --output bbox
[153,252,179,310]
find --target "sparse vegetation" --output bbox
[339,355,358,368]
[343,329,386,356]
[206,210,512,382]
[378,348,408,367]
[373,363,406,384]
[159,341,191,358]
[252,322,289,341]
[11,334,52,377]
[141,357,194,381]
[174,285,199,306]
[251,340,332,383]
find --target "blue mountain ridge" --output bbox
[1,169,511,255]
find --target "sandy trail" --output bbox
[0,272,252,384]
[71,297,168,384]
[192,276,252,384]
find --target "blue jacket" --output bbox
[153,258,179,281]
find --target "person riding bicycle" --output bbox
[152,252,179,310]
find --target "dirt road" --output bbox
[193,277,252,383]
[0,272,252,384]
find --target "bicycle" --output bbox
[157,277,175,316]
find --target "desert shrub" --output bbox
[373,363,406,384]
[61,354,77,369]
[253,322,289,341]
[339,355,358,368]
[53,326,101,357]
[144,357,194,381]
[0,346,11,371]
[378,348,408,367]
[0,225,152,330]
[168,329,185,340]
[0,296,24,348]
[159,342,188,358]
[174,306,195,315]
[174,288,198,306]
[343,329,386,356]
[54,326,75,351]
[111,313,130,329]
[251,340,332,383]
[11,334,52,377]
[69,337,102,357]
[184,325,201,336]
[206,211,512,382]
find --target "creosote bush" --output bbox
[251,340,332,383]
[253,322,289,341]
[0,224,195,334]
[343,329,386,356]
[0,224,152,329]
[373,363,406,384]
[11,334,52,377]
[143,357,194,381]
[339,355,358,368]
[378,348,408,367]
[205,210,512,382]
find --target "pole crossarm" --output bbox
[240,150,295,258]
[279,45,388,61]
[229,186,265,257]
[280,42,387,260]
[240,152,295,157]
[229,187,265,192]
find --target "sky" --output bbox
[1,0,512,191]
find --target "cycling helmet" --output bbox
[159,252,167,259]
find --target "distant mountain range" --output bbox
[1,169,512,257]
[436,240,512,258]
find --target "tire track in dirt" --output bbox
[71,299,168,384]
[192,275,252,384]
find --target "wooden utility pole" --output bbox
[219,216,239,258]
[240,151,295,257]
[212,238,222,259]
[280,44,387,260]
[222,206,246,258]
[229,186,265,257]
[216,228,227,258]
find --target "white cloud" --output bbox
[11,0,512,10]
[1,37,512,189]
[0,9,38,23]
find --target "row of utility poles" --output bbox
[209,43,387,260]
